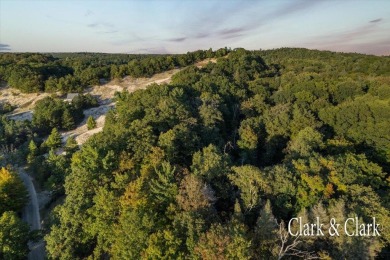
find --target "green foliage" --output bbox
[0,167,28,215]
[319,95,390,164]
[110,209,154,259]
[286,127,324,158]
[0,211,30,259]
[194,222,252,260]
[65,136,78,154]
[191,144,230,182]
[149,161,178,211]
[86,116,96,130]
[71,93,98,110]
[253,200,279,257]
[7,65,44,92]
[229,165,270,213]
[0,49,228,93]
[44,149,70,195]
[143,229,184,259]
[61,109,75,130]
[45,144,103,259]
[44,127,62,149]
[27,139,38,164]
[191,144,233,201]
[198,92,224,127]
[0,102,14,115]
[32,96,82,133]
[43,48,390,259]
[0,116,32,148]
[237,117,263,163]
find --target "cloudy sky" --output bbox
[1,0,389,55]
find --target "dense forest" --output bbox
[1,48,389,259]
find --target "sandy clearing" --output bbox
[0,88,51,115]
[1,69,180,145]
[195,58,217,68]
[62,107,109,145]
[88,68,180,102]
[62,68,182,145]
[3,58,218,145]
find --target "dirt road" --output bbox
[19,169,45,260]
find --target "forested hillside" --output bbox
[1,48,389,259]
[40,48,389,259]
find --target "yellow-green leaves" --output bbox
[0,167,28,215]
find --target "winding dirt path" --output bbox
[19,169,45,260]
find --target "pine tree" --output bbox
[65,136,78,154]
[62,109,75,130]
[253,200,279,258]
[87,116,96,130]
[27,140,38,164]
[45,128,62,149]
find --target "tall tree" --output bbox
[0,211,30,259]
[62,109,76,130]
[0,167,28,215]
[44,128,62,149]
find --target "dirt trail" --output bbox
[19,169,45,260]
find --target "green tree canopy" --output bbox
[0,168,28,215]
[0,211,30,259]
[86,116,97,130]
[44,127,62,149]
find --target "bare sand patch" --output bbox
[0,87,51,115]
[195,58,217,68]
[61,68,182,145]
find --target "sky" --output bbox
[0,0,389,55]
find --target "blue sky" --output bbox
[1,0,389,55]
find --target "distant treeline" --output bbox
[0,48,229,93]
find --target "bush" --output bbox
[86,116,96,130]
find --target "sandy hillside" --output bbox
[195,58,217,68]
[0,83,51,120]
[65,68,182,145]
[87,68,181,103]
[2,58,218,145]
